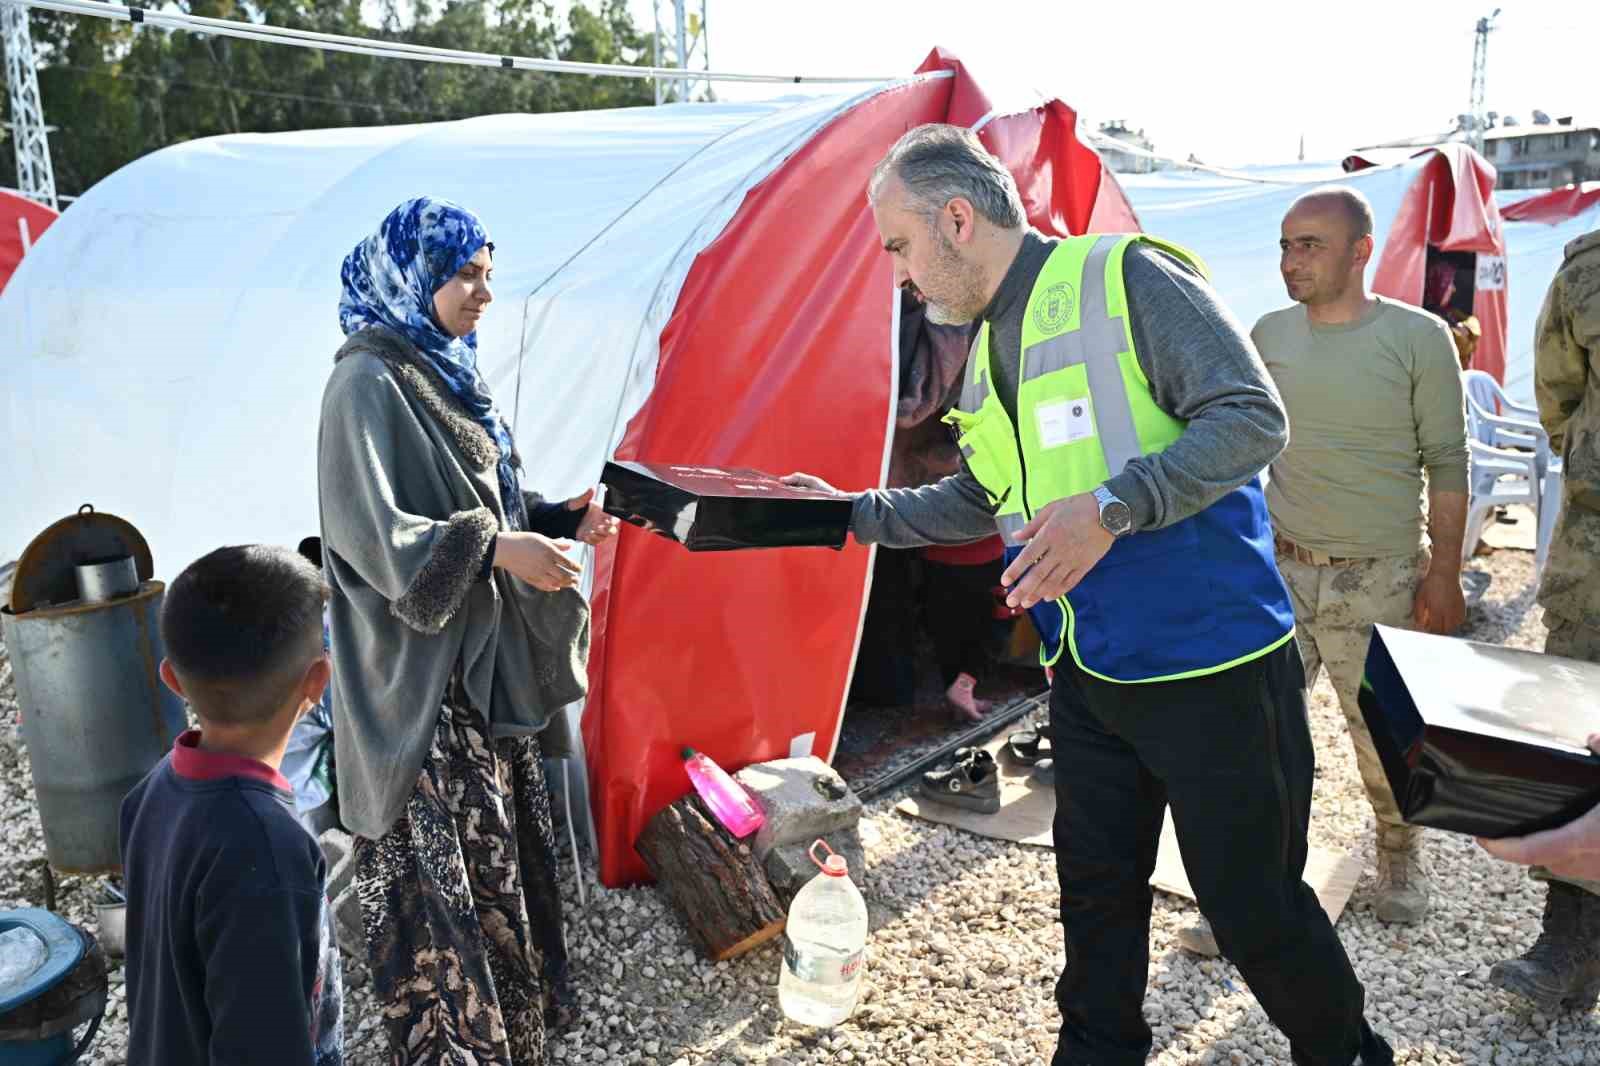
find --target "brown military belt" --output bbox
[1274,534,1362,567]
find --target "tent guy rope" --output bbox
[15,0,917,86]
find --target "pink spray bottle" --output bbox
[681,747,766,838]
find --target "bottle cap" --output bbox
[681,746,696,760]
[809,839,847,877]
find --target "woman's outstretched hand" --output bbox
[565,488,620,546]
[494,532,582,592]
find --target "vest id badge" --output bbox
[1035,396,1096,449]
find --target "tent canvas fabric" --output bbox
[1121,144,1510,388]
[588,48,1138,886]
[0,50,1137,888]
[1501,182,1600,225]
[0,190,56,294]
[1496,184,1600,403]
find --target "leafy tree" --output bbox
[1,0,660,198]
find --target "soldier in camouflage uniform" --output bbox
[1483,229,1600,1013]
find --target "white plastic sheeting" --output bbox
[1120,157,1423,353]
[1499,200,1600,405]
[0,90,889,570]
[1123,160,1586,407]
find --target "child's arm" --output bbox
[198,884,324,1064]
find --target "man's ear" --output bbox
[1353,233,1376,269]
[159,659,186,700]
[945,196,979,245]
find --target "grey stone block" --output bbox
[319,828,357,901]
[733,757,862,862]
[331,882,366,962]
[319,828,352,866]
[763,828,866,910]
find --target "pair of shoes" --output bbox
[920,748,1001,814]
[946,672,993,723]
[1490,881,1600,1013]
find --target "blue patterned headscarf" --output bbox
[339,197,526,529]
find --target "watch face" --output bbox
[1102,501,1133,535]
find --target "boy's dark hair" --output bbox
[296,535,323,570]
[160,545,328,725]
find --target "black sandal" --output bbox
[1005,728,1053,767]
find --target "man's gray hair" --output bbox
[869,124,1025,230]
[1291,185,1376,240]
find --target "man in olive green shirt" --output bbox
[1180,187,1468,956]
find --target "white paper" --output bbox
[1476,255,1506,293]
[1035,397,1096,449]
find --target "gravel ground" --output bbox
[3,548,1594,1065]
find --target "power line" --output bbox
[52,62,463,120]
[19,0,907,85]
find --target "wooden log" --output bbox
[636,793,787,962]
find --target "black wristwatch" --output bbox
[1092,485,1133,537]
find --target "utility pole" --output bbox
[652,0,662,106]
[673,0,689,103]
[2,0,57,209]
[652,0,706,105]
[1468,8,1500,152]
[700,0,710,101]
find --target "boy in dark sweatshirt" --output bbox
[120,544,343,1065]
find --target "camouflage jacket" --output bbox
[1535,229,1600,627]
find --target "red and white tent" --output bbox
[1350,146,1509,385]
[0,50,1136,886]
[1497,183,1600,401]
[1502,182,1600,225]
[0,189,56,294]
[1123,145,1510,385]
[588,48,1137,885]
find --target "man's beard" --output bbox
[916,231,985,325]
[923,300,972,325]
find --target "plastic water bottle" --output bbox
[681,747,765,838]
[778,839,869,1027]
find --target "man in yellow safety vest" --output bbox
[786,124,1392,1066]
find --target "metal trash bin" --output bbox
[0,908,107,1065]
[0,506,187,890]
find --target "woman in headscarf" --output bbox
[318,196,617,1064]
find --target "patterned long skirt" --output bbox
[353,697,574,1065]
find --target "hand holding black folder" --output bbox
[1359,624,1600,841]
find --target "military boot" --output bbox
[1490,881,1600,1013]
[1372,825,1430,923]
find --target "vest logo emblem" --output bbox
[1032,282,1076,336]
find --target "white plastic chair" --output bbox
[1537,456,1564,577]
[1460,371,1565,575]
[1464,369,1540,420]
[1463,438,1539,567]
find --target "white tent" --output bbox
[1121,155,1540,402]
[1119,160,1418,341]
[0,90,893,568]
[1497,191,1600,403]
[1,54,1135,886]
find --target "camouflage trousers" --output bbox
[1275,548,1425,839]
[1535,613,1600,896]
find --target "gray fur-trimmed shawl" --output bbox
[317,325,588,841]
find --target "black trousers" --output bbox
[850,551,1003,704]
[922,557,1003,687]
[1049,639,1392,1066]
